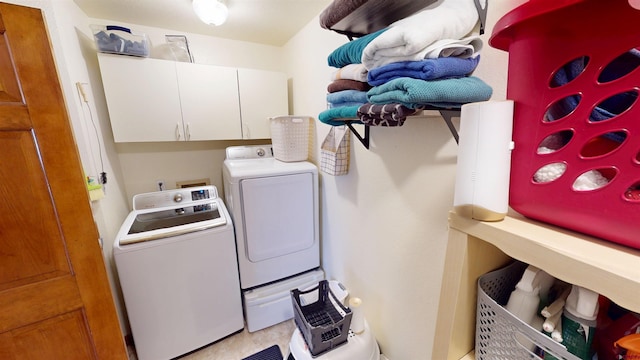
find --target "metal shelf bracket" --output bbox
[438,110,460,144]
[345,121,370,149]
[344,109,460,150]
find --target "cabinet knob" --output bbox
[175,123,181,140]
[186,123,191,141]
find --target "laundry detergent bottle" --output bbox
[562,285,599,360]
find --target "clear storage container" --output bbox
[91,25,149,57]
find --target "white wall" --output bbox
[282,1,517,358]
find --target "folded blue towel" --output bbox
[318,106,361,126]
[329,101,366,108]
[327,28,388,68]
[366,76,492,109]
[326,89,368,104]
[367,56,480,86]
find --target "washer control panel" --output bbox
[133,185,218,210]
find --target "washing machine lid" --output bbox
[118,200,227,245]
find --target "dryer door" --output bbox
[240,172,315,262]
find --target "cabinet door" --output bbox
[98,54,183,142]
[237,68,288,139]
[176,62,242,140]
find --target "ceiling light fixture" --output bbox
[193,0,229,26]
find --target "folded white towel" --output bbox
[423,35,483,59]
[361,0,479,69]
[330,63,368,82]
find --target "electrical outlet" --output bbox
[156,180,164,191]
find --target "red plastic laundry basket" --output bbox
[490,0,640,249]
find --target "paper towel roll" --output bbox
[349,297,365,334]
[453,100,514,221]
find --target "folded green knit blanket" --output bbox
[366,76,492,109]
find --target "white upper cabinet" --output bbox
[176,62,242,140]
[237,68,288,139]
[98,54,183,142]
[97,53,288,142]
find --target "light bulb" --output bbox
[193,0,229,26]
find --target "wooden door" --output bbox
[0,3,127,359]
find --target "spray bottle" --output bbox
[505,265,554,352]
[506,265,554,325]
[561,285,599,360]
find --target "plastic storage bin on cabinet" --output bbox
[489,0,640,249]
[476,261,580,360]
[91,25,149,57]
[270,116,310,162]
[291,280,352,357]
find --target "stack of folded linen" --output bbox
[320,29,387,126]
[319,0,493,127]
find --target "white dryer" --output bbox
[223,145,322,331]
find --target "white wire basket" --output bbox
[476,261,580,360]
[270,116,310,162]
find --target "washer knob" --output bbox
[256,148,265,157]
[174,193,183,203]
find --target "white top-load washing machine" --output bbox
[113,186,243,360]
[223,145,323,332]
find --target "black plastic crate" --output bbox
[291,280,352,357]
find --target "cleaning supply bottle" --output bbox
[561,285,599,360]
[505,265,551,352]
[506,265,545,326]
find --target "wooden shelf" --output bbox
[461,351,475,360]
[432,210,640,360]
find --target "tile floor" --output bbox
[126,320,389,360]
[127,320,297,360]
